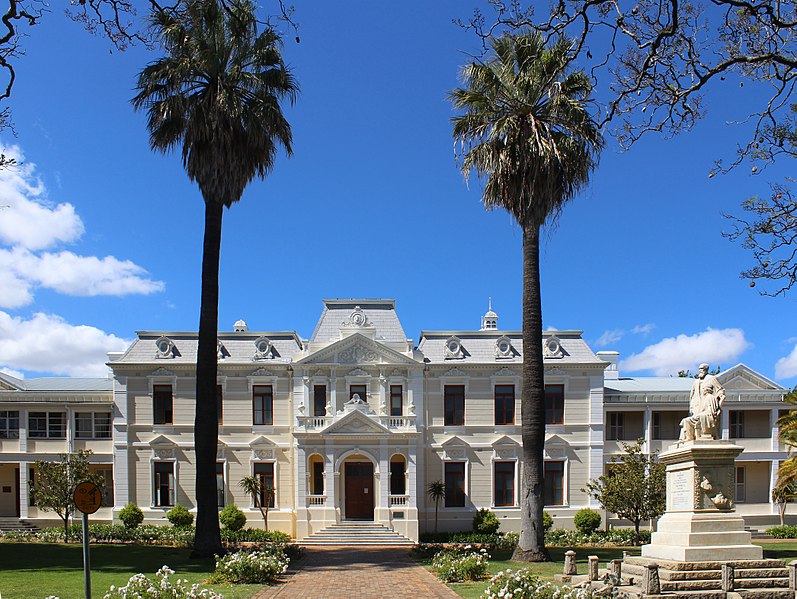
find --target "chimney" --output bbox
[597,351,620,380]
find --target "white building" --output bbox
[0,299,789,538]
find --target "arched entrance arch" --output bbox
[337,450,377,521]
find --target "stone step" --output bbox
[660,578,789,592]
[620,588,793,599]
[302,523,414,547]
[621,564,788,581]
[0,519,39,532]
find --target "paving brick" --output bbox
[253,545,460,599]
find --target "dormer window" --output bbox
[544,335,563,359]
[217,340,228,360]
[155,336,175,359]
[254,336,273,360]
[444,336,463,359]
[495,335,513,359]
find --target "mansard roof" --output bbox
[418,329,605,365]
[310,299,408,344]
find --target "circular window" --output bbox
[447,340,459,353]
[158,341,169,353]
[498,341,510,353]
[257,341,268,352]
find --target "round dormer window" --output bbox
[158,340,170,353]
[256,339,269,353]
[447,339,460,353]
[155,336,174,358]
[498,340,510,353]
[545,337,562,357]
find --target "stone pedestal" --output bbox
[642,439,762,562]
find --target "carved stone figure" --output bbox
[679,363,725,441]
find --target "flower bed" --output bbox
[210,546,290,584]
[431,546,491,582]
[103,565,222,598]
[482,568,596,599]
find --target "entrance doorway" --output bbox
[344,462,374,520]
[0,465,19,517]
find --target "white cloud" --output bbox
[775,344,797,379]
[0,311,129,376]
[596,329,624,347]
[0,146,83,250]
[632,323,656,335]
[620,328,749,376]
[0,367,24,379]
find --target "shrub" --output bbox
[167,504,195,527]
[219,504,247,531]
[482,568,596,599]
[211,547,290,584]
[472,508,501,534]
[543,527,650,546]
[103,565,221,598]
[543,511,554,533]
[574,508,602,535]
[431,546,490,582]
[767,525,797,539]
[220,528,290,543]
[118,503,144,530]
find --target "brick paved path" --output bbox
[253,546,460,599]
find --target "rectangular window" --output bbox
[153,385,173,425]
[253,385,274,426]
[444,462,466,507]
[730,411,745,438]
[349,384,367,402]
[0,411,19,439]
[217,385,223,424]
[313,385,327,417]
[216,462,225,508]
[608,413,625,441]
[544,461,564,506]
[91,466,114,507]
[494,461,515,507]
[736,466,746,502]
[444,385,465,426]
[390,461,406,495]
[390,385,403,417]
[28,412,66,438]
[154,462,175,507]
[74,412,112,439]
[545,385,564,424]
[254,463,275,508]
[312,461,324,495]
[494,385,515,425]
[652,412,662,440]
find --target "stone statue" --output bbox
[679,363,725,441]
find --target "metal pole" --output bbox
[82,510,91,599]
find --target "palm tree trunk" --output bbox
[191,199,224,559]
[512,223,551,562]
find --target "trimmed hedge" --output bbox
[767,525,797,538]
[418,528,648,548]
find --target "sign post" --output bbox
[73,481,102,599]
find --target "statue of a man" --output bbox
[679,363,725,441]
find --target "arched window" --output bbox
[309,455,324,495]
[389,455,406,496]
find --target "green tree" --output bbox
[240,475,274,530]
[132,0,297,558]
[774,386,797,524]
[451,30,602,561]
[427,480,445,533]
[33,449,105,542]
[584,439,666,545]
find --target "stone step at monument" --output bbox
[301,523,414,546]
[622,561,788,581]
[620,587,794,599]
[660,578,790,592]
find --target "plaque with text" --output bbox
[668,469,693,511]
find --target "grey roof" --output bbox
[0,372,112,392]
[114,331,303,365]
[310,299,408,344]
[604,377,694,394]
[418,330,605,365]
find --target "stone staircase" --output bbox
[301,522,415,546]
[0,517,39,532]
[619,556,793,599]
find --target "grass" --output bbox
[423,542,797,598]
[0,542,265,598]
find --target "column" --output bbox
[379,373,387,416]
[329,375,338,415]
[65,405,74,453]
[18,461,28,519]
[643,408,652,453]
[377,440,389,523]
[325,440,338,522]
[18,408,27,453]
[112,376,129,510]
[772,408,780,451]
[721,407,730,440]
[770,459,779,515]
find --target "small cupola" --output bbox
[233,319,248,332]
[480,298,498,331]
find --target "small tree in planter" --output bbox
[240,476,274,530]
[427,480,446,533]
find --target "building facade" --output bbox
[0,299,789,538]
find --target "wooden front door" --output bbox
[344,462,374,520]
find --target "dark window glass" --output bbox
[495,385,515,425]
[607,412,625,440]
[216,462,225,507]
[253,385,274,425]
[390,460,406,495]
[29,412,65,438]
[652,412,662,440]
[349,384,367,402]
[75,412,111,439]
[0,411,19,439]
[444,385,465,426]
[544,385,564,424]
[254,462,275,508]
[730,411,745,438]
[217,385,223,424]
[736,466,746,502]
[154,462,175,506]
[444,462,466,507]
[313,385,327,417]
[390,385,403,417]
[494,461,515,507]
[312,461,324,495]
[544,461,564,506]
[153,385,173,425]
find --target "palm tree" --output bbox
[240,475,274,530]
[775,387,797,523]
[427,480,446,533]
[451,31,602,561]
[132,0,297,558]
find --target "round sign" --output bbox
[73,481,102,515]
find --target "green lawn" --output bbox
[0,543,265,599]
[426,542,797,599]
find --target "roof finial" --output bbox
[488,296,492,312]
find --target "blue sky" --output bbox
[0,1,794,385]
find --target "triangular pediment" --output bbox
[149,434,175,447]
[492,435,519,447]
[545,433,567,446]
[296,333,418,367]
[718,363,784,391]
[322,410,391,435]
[441,435,467,448]
[249,435,277,448]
